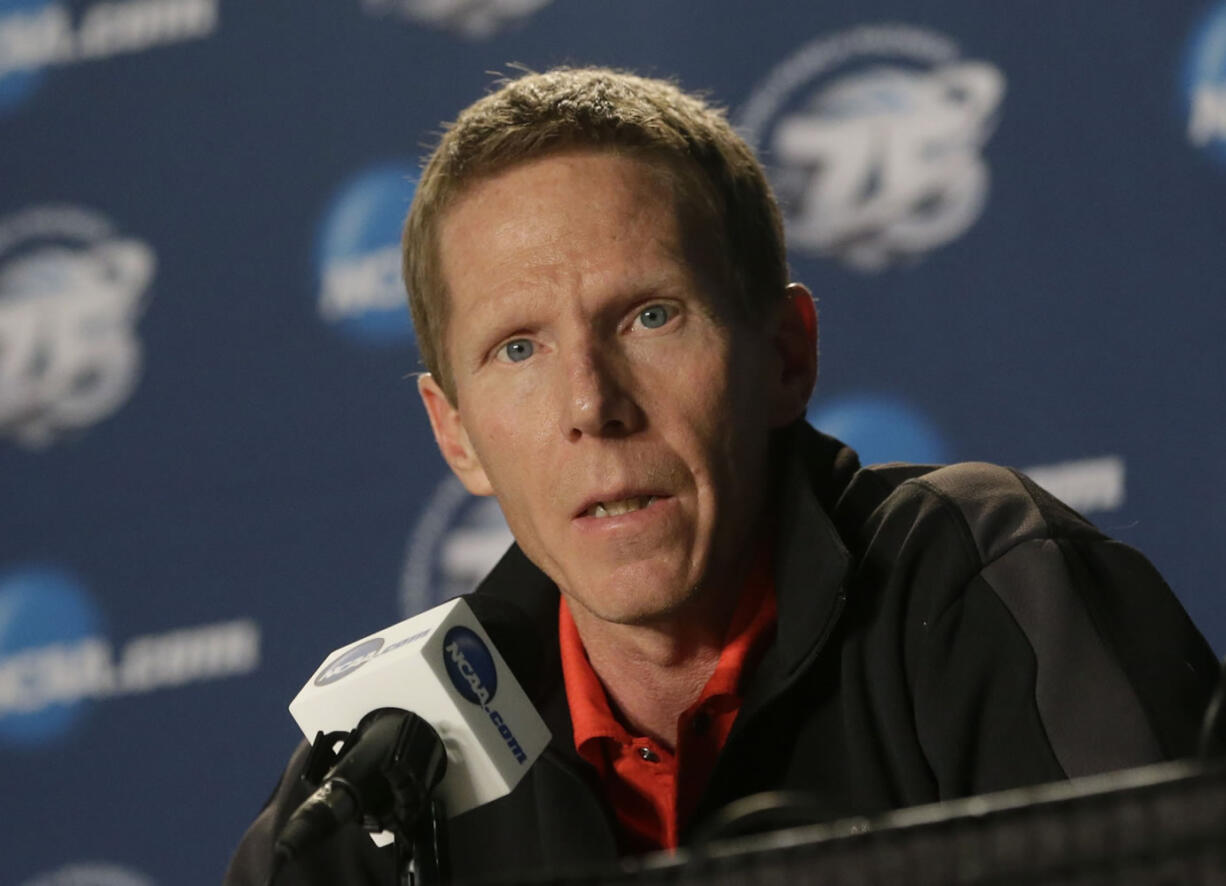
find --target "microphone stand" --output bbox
[396,797,449,886]
[293,708,450,886]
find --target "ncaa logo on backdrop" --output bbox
[0,564,260,747]
[740,24,1005,272]
[0,0,218,116]
[0,566,103,743]
[316,164,417,346]
[361,0,552,39]
[400,475,514,617]
[807,393,1125,515]
[809,393,950,465]
[18,862,154,886]
[0,205,155,448]
[1182,1,1226,162]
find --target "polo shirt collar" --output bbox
[558,550,777,756]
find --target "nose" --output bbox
[559,342,644,441]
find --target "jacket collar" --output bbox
[739,421,856,716]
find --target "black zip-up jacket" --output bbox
[225,423,1218,885]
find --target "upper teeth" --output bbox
[588,496,657,518]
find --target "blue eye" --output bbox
[502,339,534,362]
[637,304,673,329]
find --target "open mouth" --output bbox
[583,495,659,518]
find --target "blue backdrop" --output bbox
[3,1,1225,882]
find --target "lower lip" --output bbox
[572,496,674,534]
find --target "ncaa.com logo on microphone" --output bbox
[443,626,526,763]
[314,637,385,686]
[443,626,498,705]
[313,630,429,686]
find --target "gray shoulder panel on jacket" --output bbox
[910,462,1051,565]
[897,461,1163,777]
[980,538,1164,777]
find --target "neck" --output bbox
[566,577,743,750]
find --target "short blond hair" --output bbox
[402,66,788,402]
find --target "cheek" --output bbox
[639,358,742,490]
[658,338,743,431]
[677,346,772,484]
[461,387,557,499]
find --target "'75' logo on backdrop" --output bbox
[0,206,154,448]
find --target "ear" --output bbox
[417,374,495,496]
[767,282,819,427]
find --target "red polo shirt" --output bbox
[558,566,777,854]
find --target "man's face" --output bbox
[420,150,803,627]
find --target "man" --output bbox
[226,67,1218,884]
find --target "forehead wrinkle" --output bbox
[447,220,687,310]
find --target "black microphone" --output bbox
[270,707,446,882]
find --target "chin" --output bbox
[571,567,703,627]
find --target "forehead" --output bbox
[440,151,680,261]
[435,150,727,316]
